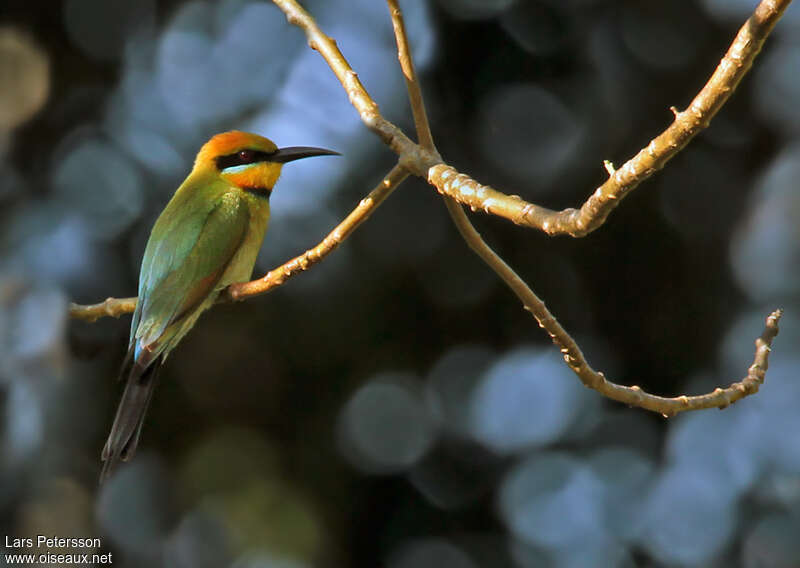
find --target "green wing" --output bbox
[131,189,250,365]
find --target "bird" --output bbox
[100,130,338,482]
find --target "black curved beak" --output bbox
[270,146,340,163]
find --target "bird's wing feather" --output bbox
[129,183,213,351]
[132,190,250,364]
[134,182,217,326]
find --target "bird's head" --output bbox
[196,131,338,196]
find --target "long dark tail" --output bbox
[100,355,163,483]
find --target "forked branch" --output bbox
[273,0,791,236]
[384,0,783,416]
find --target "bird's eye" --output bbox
[238,149,255,163]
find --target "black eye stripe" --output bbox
[215,149,276,170]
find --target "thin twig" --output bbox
[387,0,437,155]
[446,199,782,416]
[226,164,407,299]
[274,0,792,237]
[68,165,408,319]
[69,297,137,323]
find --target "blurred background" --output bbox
[1,0,799,566]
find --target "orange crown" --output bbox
[194,131,278,168]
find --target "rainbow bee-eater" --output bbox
[101,131,338,482]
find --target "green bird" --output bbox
[101,130,338,482]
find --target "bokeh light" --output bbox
[701,0,763,21]
[51,137,144,240]
[96,455,175,558]
[637,463,738,565]
[620,3,702,70]
[741,511,800,567]
[387,539,476,568]
[730,144,800,301]
[476,83,584,194]
[499,3,572,57]
[0,28,49,131]
[753,41,800,134]
[338,373,438,473]
[63,0,155,61]
[163,508,233,568]
[588,448,654,543]
[469,348,591,453]
[658,146,744,241]
[499,453,608,551]
[425,344,495,438]
[703,0,800,32]
[436,0,515,21]
[16,478,95,555]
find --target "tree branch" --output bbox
[446,200,782,415]
[69,296,137,323]
[387,0,437,155]
[274,0,791,236]
[385,0,783,415]
[225,164,407,300]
